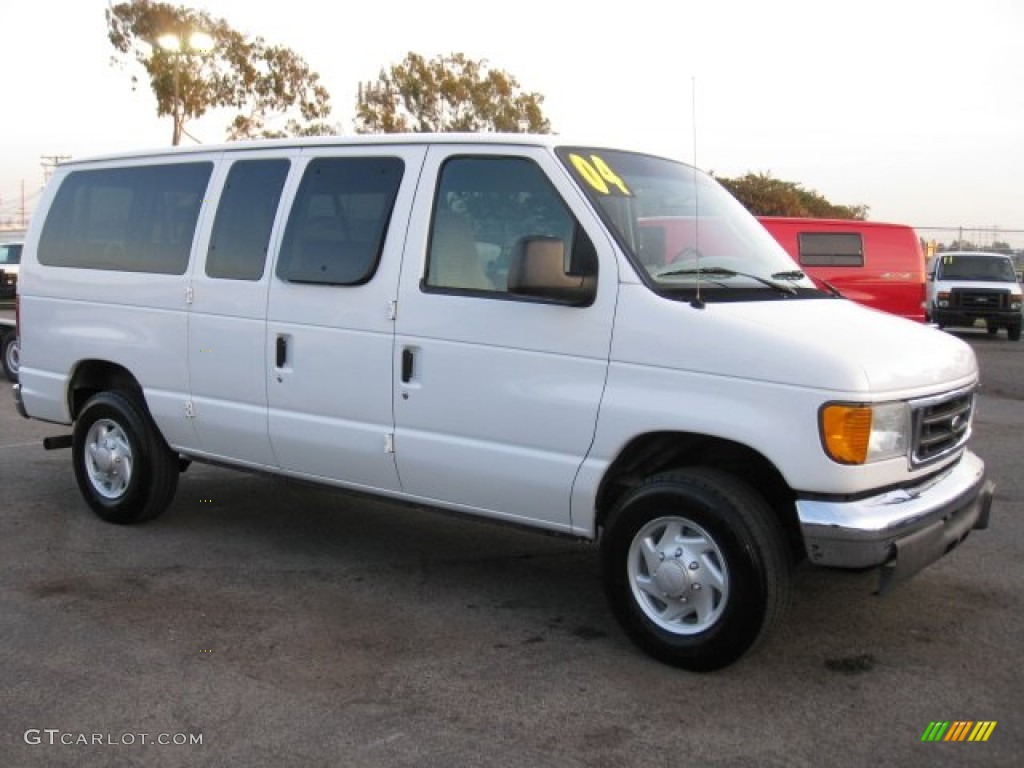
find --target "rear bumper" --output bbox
[13,382,29,418]
[796,451,993,592]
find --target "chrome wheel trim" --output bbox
[4,337,17,375]
[84,418,134,500]
[627,516,729,635]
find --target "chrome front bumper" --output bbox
[796,451,993,592]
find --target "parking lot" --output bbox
[1,329,1021,767]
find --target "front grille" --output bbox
[950,288,1009,311]
[911,387,974,466]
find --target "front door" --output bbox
[393,146,617,532]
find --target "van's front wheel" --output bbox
[601,468,790,671]
[73,391,179,524]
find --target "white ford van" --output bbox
[926,251,1022,340]
[14,135,993,670]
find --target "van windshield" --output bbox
[556,148,820,301]
[938,254,1017,282]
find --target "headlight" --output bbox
[820,401,910,464]
[1011,294,1022,311]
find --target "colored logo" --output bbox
[921,721,997,742]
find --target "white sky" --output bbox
[2,0,1022,243]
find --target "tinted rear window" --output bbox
[206,159,289,281]
[38,163,212,274]
[797,232,864,267]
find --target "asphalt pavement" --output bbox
[1,329,1021,767]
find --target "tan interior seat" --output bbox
[428,209,492,291]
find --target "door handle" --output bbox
[401,348,414,383]
[276,335,287,368]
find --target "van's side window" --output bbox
[37,163,212,274]
[425,156,586,295]
[797,232,864,267]
[206,159,289,281]
[276,157,404,285]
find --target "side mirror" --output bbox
[507,235,597,306]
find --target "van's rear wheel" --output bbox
[73,391,178,524]
[601,468,790,671]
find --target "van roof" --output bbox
[55,133,675,168]
[757,216,915,231]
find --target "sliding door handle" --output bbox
[276,335,287,368]
[401,348,414,383]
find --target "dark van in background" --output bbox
[758,217,926,322]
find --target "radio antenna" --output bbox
[691,76,704,309]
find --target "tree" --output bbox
[354,52,551,134]
[714,171,868,220]
[106,0,335,145]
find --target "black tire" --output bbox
[1009,323,1021,342]
[72,391,179,524]
[1,330,17,382]
[986,325,999,337]
[601,468,790,671]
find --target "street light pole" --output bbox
[157,31,214,146]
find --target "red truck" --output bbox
[757,217,927,322]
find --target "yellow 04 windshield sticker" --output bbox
[568,153,632,196]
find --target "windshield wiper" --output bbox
[770,268,842,297]
[656,266,797,295]
[819,279,843,297]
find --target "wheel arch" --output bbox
[68,359,146,420]
[594,431,802,558]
